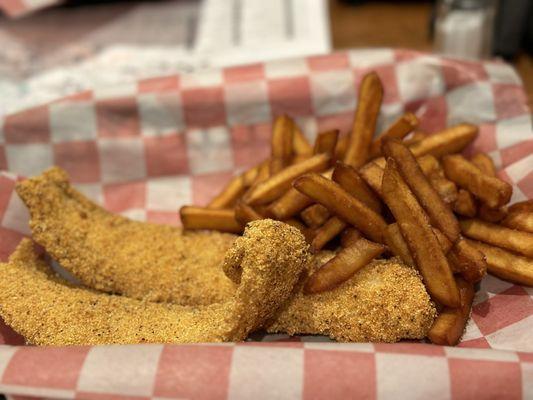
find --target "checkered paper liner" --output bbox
[0,0,60,18]
[0,49,531,398]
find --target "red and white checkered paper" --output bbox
[0,49,532,399]
[0,0,60,18]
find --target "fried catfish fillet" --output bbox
[16,167,236,306]
[268,253,437,342]
[0,220,308,345]
[17,168,437,342]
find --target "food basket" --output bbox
[0,49,531,399]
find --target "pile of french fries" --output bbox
[180,71,533,346]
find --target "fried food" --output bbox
[310,217,347,253]
[304,238,385,294]
[16,167,237,306]
[332,162,382,213]
[460,219,533,258]
[180,206,243,233]
[471,152,496,176]
[208,175,246,209]
[359,161,384,195]
[369,112,419,158]
[466,240,533,286]
[243,153,331,205]
[508,200,533,214]
[477,204,507,223]
[402,130,428,147]
[300,204,330,228]
[340,228,361,248]
[427,278,474,346]
[313,130,339,156]
[234,201,263,225]
[447,239,487,283]
[270,115,294,174]
[268,188,313,220]
[501,211,533,233]
[252,160,271,185]
[381,158,460,307]
[242,165,259,187]
[294,173,388,243]
[443,154,512,208]
[292,123,313,156]
[409,123,478,158]
[430,176,458,205]
[386,223,415,266]
[454,189,477,217]
[0,220,308,345]
[344,72,383,168]
[382,139,460,242]
[17,168,442,344]
[416,154,442,177]
[268,256,437,342]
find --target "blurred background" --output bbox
[0,0,531,116]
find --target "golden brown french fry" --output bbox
[294,174,388,243]
[291,154,312,165]
[447,239,487,283]
[242,166,259,188]
[410,124,478,158]
[332,162,382,213]
[372,157,386,168]
[443,154,512,208]
[300,204,330,228]
[434,229,453,254]
[313,129,339,156]
[501,211,533,233]
[460,219,533,258]
[466,239,533,286]
[387,223,452,265]
[477,204,507,223]
[207,175,245,209]
[360,157,457,204]
[180,206,243,233]
[369,112,419,158]
[268,188,313,220]
[417,154,442,177]
[344,72,383,168]
[234,201,263,225]
[253,160,271,185]
[471,153,496,176]
[310,217,347,253]
[508,199,533,214]
[383,139,460,242]
[454,189,477,217]
[244,153,331,205]
[430,176,458,205]
[386,223,415,266]
[292,123,313,156]
[340,228,362,248]
[304,238,386,294]
[270,115,294,174]
[359,161,384,195]
[402,130,428,147]
[334,135,349,161]
[381,158,460,307]
[428,277,475,346]
[370,154,440,177]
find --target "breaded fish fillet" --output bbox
[16,167,437,343]
[0,220,308,345]
[268,252,437,342]
[16,167,236,306]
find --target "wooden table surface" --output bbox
[329,0,533,109]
